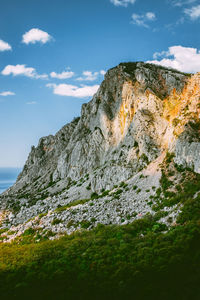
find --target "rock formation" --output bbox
[1,62,200,242]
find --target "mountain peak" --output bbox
[0,61,200,242]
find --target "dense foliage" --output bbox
[1,205,200,299]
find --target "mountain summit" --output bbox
[1,62,200,241]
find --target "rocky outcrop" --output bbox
[4,62,190,194]
[1,61,200,242]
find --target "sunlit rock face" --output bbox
[3,62,200,196]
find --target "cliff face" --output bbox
[5,62,192,193]
[1,62,200,242]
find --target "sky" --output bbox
[0,0,200,167]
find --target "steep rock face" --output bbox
[8,118,80,193]
[173,73,200,171]
[2,61,200,240]
[5,62,190,195]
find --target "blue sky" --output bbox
[0,0,200,167]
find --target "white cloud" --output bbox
[100,70,106,75]
[146,12,156,20]
[46,83,99,98]
[147,45,200,73]
[0,91,15,96]
[153,50,170,59]
[1,64,48,79]
[22,28,52,44]
[77,70,106,81]
[26,101,37,105]
[110,0,136,7]
[2,64,35,77]
[0,39,12,51]
[131,12,156,28]
[50,69,74,79]
[77,71,99,81]
[184,4,200,19]
[36,74,48,79]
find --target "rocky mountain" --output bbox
[1,61,200,243]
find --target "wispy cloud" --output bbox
[110,0,136,7]
[184,4,200,19]
[26,101,37,105]
[170,0,197,7]
[77,71,99,81]
[147,45,200,73]
[46,83,99,98]
[76,70,106,81]
[0,39,12,51]
[153,50,170,59]
[1,64,48,79]
[0,91,15,96]
[50,69,74,79]
[169,0,197,7]
[131,12,156,28]
[22,28,52,44]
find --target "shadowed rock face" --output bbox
[4,62,196,196]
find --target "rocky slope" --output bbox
[1,61,200,243]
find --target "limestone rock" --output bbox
[1,62,200,241]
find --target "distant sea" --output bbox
[0,168,21,194]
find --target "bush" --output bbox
[160,170,173,190]
[22,227,35,236]
[51,218,61,225]
[140,154,149,164]
[91,192,99,199]
[80,220,91,229]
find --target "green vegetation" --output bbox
[38,212,47,219]
[119,181,128,188]
[152,154,200,212]
[51,218,61,225]
[86,183,91,190]
[0,208,200,300]
[22,227,35,236]
[136,188,141,194]
[55,198,90,213]
[140,153,149,164]
[80,220,91,229]
[0,228,8,234]
[91,192,99,199]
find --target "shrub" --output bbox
[91,192,99,199]
[136,189,141,194]
[80,220,91,229]
[51,218,61,225]
[67,220,75,228]
[140,154,149,163]
[115,189,123,195]
[160,170,173,190]
[22,227,35,236]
